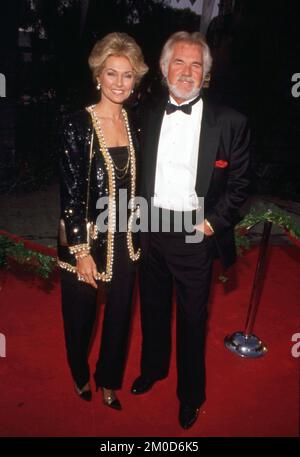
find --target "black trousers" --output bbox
[60,234,136,390]
[139,232,213,408]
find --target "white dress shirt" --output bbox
[153,96,203,212]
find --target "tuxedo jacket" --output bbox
[137,95,251,268]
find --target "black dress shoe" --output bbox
[79,390,92,402]
[179,403,200,429]
[131,376,156,395]
[101,388,122,411]
[75,383,92,402]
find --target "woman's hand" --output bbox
[77,255,98,288]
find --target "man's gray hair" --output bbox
[160,31,212,78]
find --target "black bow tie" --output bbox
[165,94,202,115]
[166,103,191,115]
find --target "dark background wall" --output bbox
[0,0,299,200]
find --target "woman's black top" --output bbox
[108,146,131,234]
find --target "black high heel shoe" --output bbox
[75,383,92,402]
[100,387,122,410]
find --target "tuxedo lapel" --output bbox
[195,100,221,197]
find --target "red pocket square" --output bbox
[215,160,228,168]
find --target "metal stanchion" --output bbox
[224,221,273,358]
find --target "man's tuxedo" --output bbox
[139,95,250,266]
[136,95,250,408]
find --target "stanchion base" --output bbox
[224,332,268,358]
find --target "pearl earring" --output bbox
[96,82,101,90]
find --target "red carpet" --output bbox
[0,244,299,437]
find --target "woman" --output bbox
[57,32,148,410]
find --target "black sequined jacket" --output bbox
[57,108,140,281]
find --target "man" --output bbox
[131,31,250,429]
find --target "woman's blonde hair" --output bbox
[88,32,148,85]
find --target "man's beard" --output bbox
[167,76,202,101]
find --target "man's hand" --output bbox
[194,219,214,237]
[77,255,98,288]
